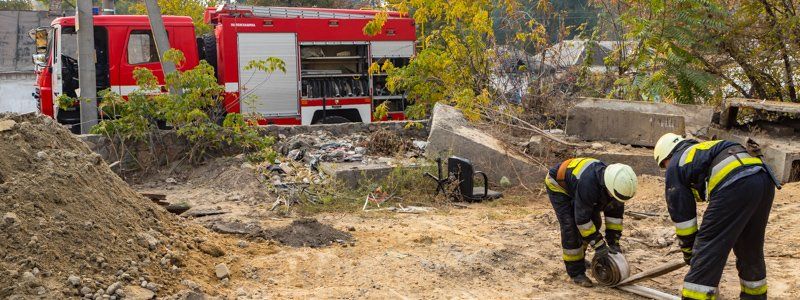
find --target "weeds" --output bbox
[290,163,441,215]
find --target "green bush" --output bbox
[92,49,280,164]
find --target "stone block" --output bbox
[425,103,546,188]
[319,161,428,188]
[577,148,662,176]
[708,127,800,183]
[568,99,686,147]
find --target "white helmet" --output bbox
[654,133,685,168]
[604,164,638,202]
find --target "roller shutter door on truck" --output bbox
[370,41,414,58]
[237,33,299,116]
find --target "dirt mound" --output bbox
[262,218,351,247]
[0,113,208,298]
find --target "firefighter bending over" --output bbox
[544,158,638,287]
[654,133,778,300]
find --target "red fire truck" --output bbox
[32,4,416,130]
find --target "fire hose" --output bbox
[591,252,631,286]
[591,253,683,300]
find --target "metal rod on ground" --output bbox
[617,284,680,300]
[143,0,180,95]
[615,260,685,287]
[76,0,97,134]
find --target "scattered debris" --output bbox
[362,186,394,210]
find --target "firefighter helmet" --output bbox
[604,164,637,202]
[654,133,685,168]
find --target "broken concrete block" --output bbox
[568,98,686,147]
[425,103,546,188]
[319,161,427,189]
[708,127,800,183]
[577,148,662,176]
[575,97,713,133]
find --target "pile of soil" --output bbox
[0,113,209,298]
[262,218,351,248]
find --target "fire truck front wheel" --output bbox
[56,108,81,134]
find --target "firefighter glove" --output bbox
[608,243,621,254]
[594,243,611,259]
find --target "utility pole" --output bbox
[143,0,180,94]
[76,0,97,134]
[102,0,115,15]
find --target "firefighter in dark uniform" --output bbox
[654,133,778,300]
[544,158,638,287]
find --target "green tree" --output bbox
[0,0,33,9]
[129,0,211,34]
[243,0,363,7]
[367,0,522,121]
[594,0,800,103]
[93,49,280,163]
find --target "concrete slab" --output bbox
[573,98,714,133]
[319,161,428,189]
[577,148,662,176]
[425,103,546,188]
[568,98,686,147]
[707,127,800,183]
[720,98,800,128]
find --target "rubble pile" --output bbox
[268,130,427,193]
[0,113,211,299]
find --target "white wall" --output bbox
[0,74,37,113]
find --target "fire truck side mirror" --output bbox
[32,54,47,69]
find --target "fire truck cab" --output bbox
[34,15,199,129]
[33,5,416,129]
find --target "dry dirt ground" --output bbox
[137,159,800,299]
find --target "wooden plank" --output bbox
[615,260,685,286]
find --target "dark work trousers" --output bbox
[683,171,774,300]
[548,191,601,278]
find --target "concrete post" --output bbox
[76,0,97,134]
[142,0,180,95]
[102,0,115,15]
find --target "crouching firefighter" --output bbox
[544,158,638,287]
[654,133,780,300]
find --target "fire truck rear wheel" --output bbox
[201,33,217,72]
[319,115,350,124]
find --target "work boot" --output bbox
[571,274,594,287]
